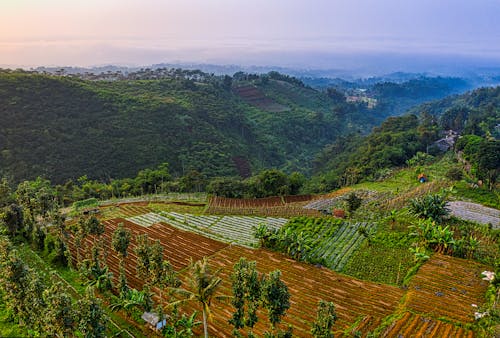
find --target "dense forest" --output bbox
[0,69,373,184]
[0,69,473,186]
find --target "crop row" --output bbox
[405,253,491,323]
[208,194,314,208]
[99,203,153,219]
[177,245,405,337]
[380,312,474,338]
[206,204,322,217]
[67,218,228,289]
[278,217,377,271]
[126,212,288,247]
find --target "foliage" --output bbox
[230,258,262,335]
[111,222,131,258]
[311,300,337,338]
[77,287,107,338]
[169,257,226,338]
[162,308,201,338]
[73,197,98,211]
[261,270,290,330]
[445,166,464,181]
[409,194,450,223]
[0,70,390,185]
[409,219,455,254]
[345,192,362,214]
[342,232,415,285]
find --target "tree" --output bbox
[311,300,337,338]
[345,192,362,214]
[409,194,449,223]
[135,234,151,280]
[0,178,13,207]
[112,222,131,258]
[170,257,226,338]
[77,287,107,338]
[230,258,262,336]
[2,204,23,237]
[476,140,500,190]
[1,251,30,324]
[87,215,104,237]
[43,282,76,337]
[261,270,290,332]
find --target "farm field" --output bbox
[404,254,491,323]
[380,312,474,337]
[274,217,378,271]
[126,211,288,246]
[206,195,321,217]
[233,85,290,112]
[177,245,405,337]
[65,214,494,337]
[67,218,229,289]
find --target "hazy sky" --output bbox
[1,0,500,70]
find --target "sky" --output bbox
[1,0,500,72]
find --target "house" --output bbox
[433,130,459,152]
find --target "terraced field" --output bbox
[381,312,474,337]
[67,218,228,289]
[233,85,290,112]
[178,245,405,337]
[126,212,287,246]
[404,254,491,323]
[311,222,377,271]
[278,217,378,271]
[66,213,492,337]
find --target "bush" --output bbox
[446,166,463,181]
[345,193,362,214]
[409,194,449,223]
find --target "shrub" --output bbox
[409,194,449,223]
[345,193,362,214]
[445,166,463,181]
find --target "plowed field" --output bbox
[381,312,474,338]
[404,254,490,323]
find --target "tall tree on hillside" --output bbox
[2,204,23,237]
[135,234,151,280]
[476,140,500,190]
[112,222,132,296]
[0,178,13,207]
[311,300,337,338]
[261,270,291,333]
[43,282,76,337]
[169,257,227,338]
[112,222,131,259]
[77,287,107,338]
[230,258,262,337]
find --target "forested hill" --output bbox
[310,86,500,191]
[0,69,383,183]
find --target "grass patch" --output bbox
[451,181,500,209]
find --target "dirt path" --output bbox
[448,201,500,228]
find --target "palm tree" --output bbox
[169,257,227,338]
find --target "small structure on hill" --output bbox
[433,130,459,152]
[142,312,167,331]
[417,173,427,183]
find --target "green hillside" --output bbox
[310,86,500,191]
[0,70,381,183]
